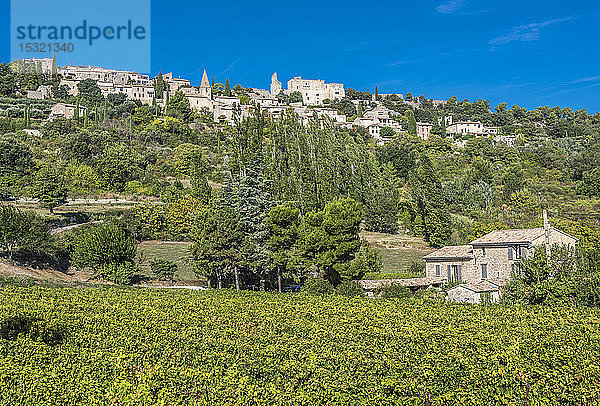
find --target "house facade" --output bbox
[446,120,500,137]
[416,122,433,140]
[424,227,578,285]
[49,103,88,120]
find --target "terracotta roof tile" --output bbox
[423,245,473,260]
[470,228,546,245]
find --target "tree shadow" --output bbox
[0,315,65,346]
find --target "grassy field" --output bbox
[0,286,599,404]
[361,230,434,278]
[134,233,431,283]
[137,241,198,280]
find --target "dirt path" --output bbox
[0,260,91,283]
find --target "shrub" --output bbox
[380,283,411,299]
[407,260,425,277]
[335,281,365,298]
[301,278,334,295]
[97,261,136,285]
[70,222,137,284]
[150,258,177,281]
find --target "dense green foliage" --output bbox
[0,205,53,262]
[1,286,600,404]
[2,62,600,288]
[504,245,600,306]
[149,258,177,281]
[69,223,137,285]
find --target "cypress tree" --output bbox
[224,79,231,97]
[74,98,80,121]
[154,71,166,99]
[407,109,417,135]
[51,53,57,78]
[83,108,89,128]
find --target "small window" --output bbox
[508,247,513,260]
[435,265,440,277]
[481,264,488,279]
[481,247,486,256]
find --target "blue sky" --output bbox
[1,0,599,112]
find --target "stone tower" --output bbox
[200,69,212,98]
[270,72,282,96]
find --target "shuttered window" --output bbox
[481,264,488,279]
[435,265,440,277]
[508,247,513,260]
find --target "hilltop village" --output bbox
[15,57,507,146]
[1,55,599,305]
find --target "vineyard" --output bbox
[1,286,600,405]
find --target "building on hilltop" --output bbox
[163,72,192,93]
[445,117,500,137]
[284,76,345,105]
[270,73,282,96]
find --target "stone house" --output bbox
[49,103,88,120]
[424,227,578,285]
[285,76,344,105]
[446,119,501,137]
[447,282,502,304]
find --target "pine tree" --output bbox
[267,202,301,292]
[220,157,274,286]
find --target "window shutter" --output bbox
[447,265,452,281]
[435,265,440,277]
[481,264,487,279]
[508,247,513,260]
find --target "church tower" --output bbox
[200,69,212,99]
[270,72,282,96]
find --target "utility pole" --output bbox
[543,209,551,261]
